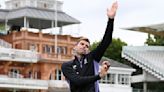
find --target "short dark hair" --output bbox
[77,37,90,44]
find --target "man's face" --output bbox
[74,40,90,55]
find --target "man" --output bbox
[62,1,118,92]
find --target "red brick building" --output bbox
[0,0,80,92]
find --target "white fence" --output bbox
[0,48,39,63]
[0,77,48,89]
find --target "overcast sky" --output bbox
[1,0,164,46]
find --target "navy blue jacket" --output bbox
[62,18,114,92]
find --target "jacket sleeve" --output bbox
[61,62,101,86]
[91,18,114,62]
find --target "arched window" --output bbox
[55,68,62,80]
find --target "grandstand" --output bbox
[122,23,164,92]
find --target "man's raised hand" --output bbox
[107,1,118,19]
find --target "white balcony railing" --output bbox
[0,77,70,90]
[0,48,40,63]
[5,0,63,11]
[8,72,24,78]
[48,80,70,92]
[0,39,12,48]
[48,80,69,88]
[0,77,48,89]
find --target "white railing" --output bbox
[48,80,69,88]
[8,72,23,78]
[0,77,48,89]
[5,0,63,11]
[0,39,12,48]
[0,77,71,90]
[0,48,40,63]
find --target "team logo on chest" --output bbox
[72,65,77,70]
[84,58,88,65]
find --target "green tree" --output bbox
[90,38,127,62]
[145,34,164,46]
[0,24,5,31]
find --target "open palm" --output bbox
[107,1,118,19]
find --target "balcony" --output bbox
[48,80,69,92]
[0,77,48,89]
[40,53,72,62]
[0,48,39,63]
[5,0,63,11]
[0,39,12,48]
[0,75,69,91]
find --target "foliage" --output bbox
[90,38,127,62]
[145,34,164,46]
[0,24,5,31]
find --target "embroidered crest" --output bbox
[84,58,88,64]
[72,65,77,70]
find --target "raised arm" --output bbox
[91,2,118,62]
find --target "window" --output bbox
[62,47,67,55]
[43,45,52,53]
[118,74,130,85]
[108,73,115,84]
[37,1,43,8]
[55,69,62,80]
[57,46,62,54]
[99,73,115,84]
[9,69,21,78]
[44,3,47,8]
[99,73,130,85]
[57,46,67,55]
[37,1,50,9]
[28,71,33,79]
[29,44,36,51]
[15,3,18,7]
[13,1,20,8]
[46,45,51,53]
